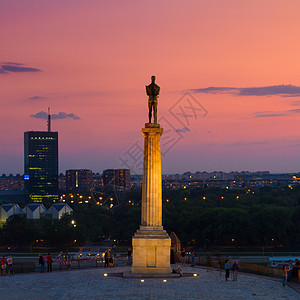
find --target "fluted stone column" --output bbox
[141,125,163,228]
[131,123,171,274]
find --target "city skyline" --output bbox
[2,1,300,174]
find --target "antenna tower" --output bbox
[47,107,51,132]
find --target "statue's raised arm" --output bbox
[146,75,160,124]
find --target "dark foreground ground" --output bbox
[0,265,299,299]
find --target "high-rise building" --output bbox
[24,131,59,202]
[24,109,59,203]
[103,169,131,191]
[66,169,92,194]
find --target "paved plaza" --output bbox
[0,266,299,299]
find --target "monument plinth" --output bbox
[131,122,171,274]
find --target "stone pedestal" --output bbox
[131,123,171,274]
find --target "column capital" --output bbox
[142,127,163,137]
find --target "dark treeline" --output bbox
[163,186,300,248]
[0,186,300,249]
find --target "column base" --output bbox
[132,229,171,274]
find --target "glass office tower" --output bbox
[24,131,59,203]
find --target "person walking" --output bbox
[181,249,186,267]
[0,256,7,276]
[283,265,288,287]
[232,260,239,281]
[7,255,13,275]
[47,253,53,272]
[293,259,300,278]
[224,259,230,281]
[39,254,45,273]
[109,250,114,267]
[104,250,109,268]
[191,250,195,267]
[127,248,132,265]
[57,252,63,270]
[65,252,71,271]
[287,260,293,282]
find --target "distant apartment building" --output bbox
[24,131,59,203]
[58,173,66,191]
[66,169,93,194]
[92,173,103,191]
[0,174,24,190]
[103,169,131,191]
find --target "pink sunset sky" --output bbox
[1,0,300,174]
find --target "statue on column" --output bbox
[146,76,160,124]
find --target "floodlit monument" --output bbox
[131,76,171,274]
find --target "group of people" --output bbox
[180,249,196,267]
[38,253,54,272]
[171,249,196,276]
[282,259,300,287]
[104,249,114,268]
[0,255,13,275]
[224,259,239,281]
[39,251,71,272]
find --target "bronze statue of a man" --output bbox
[146,75,160,124]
